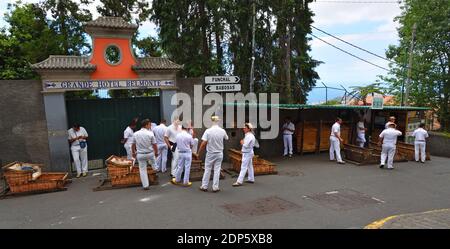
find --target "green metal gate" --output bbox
[66,97,161,170]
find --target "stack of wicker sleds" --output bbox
[1,162,70,198]
[93,155,158,191]
[228,149,277,175]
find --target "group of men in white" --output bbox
[120,116,256,191]
[328,115,429,169]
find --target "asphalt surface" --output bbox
[1,154,450,229]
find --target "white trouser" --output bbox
[137,153,153,188]
[237,152,255,184]
[147,153,157,171]
[156,144,168,172]
[124,143,133,160]
[414,141,426,162]
[381,144,396,168]
[329,136,343,162]
[283,134,293,155]
[192,138,199,154]
[175,151,192,184]
[201,152,223,191]
[357,133,366,148]
[71,145,88,175]
[170,148,179,176]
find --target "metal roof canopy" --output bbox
[223,103,431,111]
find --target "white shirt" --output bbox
[330,123,341,137]
[123,126,134,146]
[413,128,429,142]
[133,128,156,154]
[282,122,295,135]
[153,124,168,145]
[151,123,157,130]
[357,122,365,136]
[241,132,256,153]
[175,130,194,152]
[164,124,182,143]
[201,125,229,153]
[379,128,402,146]
[68,127,88,147]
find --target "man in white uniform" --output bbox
[329,118,345,164]
[132,119,158,190]
[153,120,168,172]
[68,123,89,178]
[122,120,137,159]
[413,123,429,163]
[233,123,256,187]
[385,116,396,129]
[281,117,295,157]
[379,123,402,170]
[196,116,229,192]
[356,117,367,148]
[164,118,182,177]
[171,123,194,186]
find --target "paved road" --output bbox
[1,154,450,228]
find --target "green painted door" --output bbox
[66,97,161,169]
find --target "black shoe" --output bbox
[379,164,385,169]
[143,187,150,191]
[212,189,220,193]
[245,180,255,184]
[199,187,208,192]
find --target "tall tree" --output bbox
[44,0,93,55]
[380,0,450,130]
[0,2,62,79]
[150,0,321,103]
[97,0,151,26]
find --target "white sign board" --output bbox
[205,84,241,93]
[205,76,240,84]
[43,79,175,91]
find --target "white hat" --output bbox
[245,122,254,130]
[211,116,220,122]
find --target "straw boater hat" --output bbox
[387,122,396,128]
[211,115,220,122]
[245,122,254,130]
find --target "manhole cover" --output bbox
[303,189,383,211]
[222,196,301,218]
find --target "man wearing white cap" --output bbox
[413,123,429,163]
[282,117,295,157]
[164,118,182,177]
[196,116,229,192]
[233,123,256,187]
[379,122,402,170]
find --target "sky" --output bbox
[0,0,403,103]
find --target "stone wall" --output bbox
[0,80,51,169]
[427,132,450,158]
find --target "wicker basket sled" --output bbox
[228,149,277,175]
[1,162,69,196]
[105,155,158,187]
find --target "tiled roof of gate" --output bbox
[133,57,183,70]
[84,16,138,30]
[31,55,96,70]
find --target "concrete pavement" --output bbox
[1,153,450,228]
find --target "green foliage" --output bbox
[44,0,93,55]
[380,0,450,130]
[96,0,151,26]
[135,37,163,57]
[151,0,321,103]
[107,89,159,98]
[1,2,62,79]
